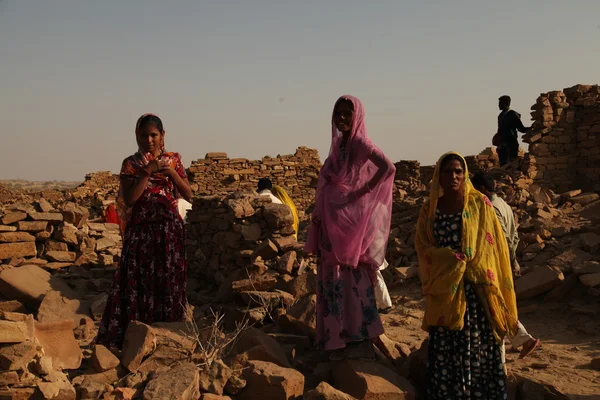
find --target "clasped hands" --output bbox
[143,159,176,178]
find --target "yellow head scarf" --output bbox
[271,185,299,239]
[415,151,518,342]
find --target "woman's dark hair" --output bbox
[471,171,496,193]
[439,154,465,171]
[257,178,273,192]
[138,115,164,132]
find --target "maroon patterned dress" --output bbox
[97,152,188,349]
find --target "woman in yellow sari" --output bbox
[415,152,518,399]
[271,184,299,240]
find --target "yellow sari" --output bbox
[271,185,299,239]
[415,152,518,342]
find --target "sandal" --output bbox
[519,338,540,359]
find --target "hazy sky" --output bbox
[2,1,600,181]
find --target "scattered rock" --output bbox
[278,251,297,274]
[121,321,156,372]
[45,251,76,263]
[262,204,294,229]
[224,374,247,396]
[0,264,75,309]
[0,371,20,386]
[252,240,279,261]
[232,327,291,368]
[75,377,112,400]
[240,223,261,241]
[0,341,40,371]
[332,360,415,400]
[278,294,316,338]
[34,320,83,370]
[0,319,33,343]
[580,232,600,253]
[35,356,54,376]
[16,220,49,232]
[53,223,79,246]
[238,360,304,400]
[2,212,28,225]
[374,334,404,365]
[515,266,564,300]
[572,193,600,206]
[0,300,26,313]
[37,290,90,328]
[143,362,200,400]
[0,232,36,243]
[306,382,356,400]
[0,242,37,260]
[30,212,64,222]
[199,360,232,395]
[37,380,77,400]
[92,344,120,372]
[580,273,600,287]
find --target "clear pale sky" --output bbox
[2,1,600,181]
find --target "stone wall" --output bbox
[187,147,321,213]
[524,84,600,193]
[0,199,121,270]
[185,193,303,290]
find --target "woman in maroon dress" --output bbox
[97,113,193,349]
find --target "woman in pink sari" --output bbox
[305,95,396,360]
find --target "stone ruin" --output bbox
[188,147,321,213]
[0,86,600,398]
[523,84,600,193]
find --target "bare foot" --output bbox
[520,338,541,359]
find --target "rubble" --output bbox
[1,126,599,397]
[523,84,600,193]
[331,360,415,399]
[237,360,305,400]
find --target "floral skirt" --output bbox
[97,218,188,349]
[316,256,384,351]
[427,282,507,400]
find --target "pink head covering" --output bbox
[305,95,395,268]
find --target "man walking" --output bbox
[472,172,541,359]
[495,95,530,166]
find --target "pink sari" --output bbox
[305,95,395,350]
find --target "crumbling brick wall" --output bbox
[524,84,600,193]
[187,147,321,213]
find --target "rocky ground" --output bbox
[382,280,600,399]
[1,159,600,399]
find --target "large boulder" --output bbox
[238,360,304,400]
[332,360,415,400]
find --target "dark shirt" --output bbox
[498,109,528,141]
